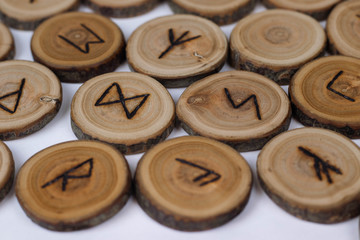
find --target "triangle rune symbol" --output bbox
[0,78,25,114]
[41,158,94,192]
[95,82,150,119]
[326,70,355,102]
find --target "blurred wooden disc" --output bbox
[289,56,360,138]
[168,0,256,25]
[0,60,62,140]
[229,9,326,85]
[135,136,252,231]
[0,141,14,203]
[327,0,360,59]
[84,0,161,18]
[0,23,14,61]
[0,0,79,30]
[16,140,132,231]
[126,14,228,88]
[176,71,291,151]
[71,72,175,155]
[261,0,341,21]
[257,127,360,223]
[31,12,125,83]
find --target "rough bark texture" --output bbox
[0,170,14,202]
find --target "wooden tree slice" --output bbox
[16,140,132,231]
[0,23,14,61]
[261,0,341,21]
[257,127,360,223]
[289,56,360,138]
[176,71,291,152]
[126,14,228,88]
[229,9,326,85]
[168,0,256,25]
[83,0,161,18]
[71,72,175,155]
[0,60,62,140]
[135,136,252,231]
[327,0,360,59]
[0,141,14,203]
[0,0,79,30]
[31,12,125,83]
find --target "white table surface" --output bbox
[1,2,358,240]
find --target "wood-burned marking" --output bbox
[95,82,150,119]
[41,158,94,192]
[298,147,342,184]
[224,88,262,120]
[58,24,105,54]
[159,28,201,59]
[0,78,25,114]
[175,158,221,187]
[326,70,355,102]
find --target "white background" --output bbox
[1,1,359,240]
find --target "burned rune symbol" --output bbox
[58,24,105,54]
[326,70,355,102]
[158,28,201,59]
[41,158,94,192]
[224,88,262,120]
[298,147,342,184]
[30,0,35,3]
[175,158,221,186]
[357,14,360,19]
[0,78,25,114]
[95,82,150,119]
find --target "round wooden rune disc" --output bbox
[261,0,341,21]
[31,12,125,83]
[83,0,161,18]
[0,0,79,30]
[0,141,14,203]
[71,72,175,155]
[168,0,256,25]
[257,127,360,223]
[289,56,360,138]
[126,14,228,88]
[135,136,252,231]
[176,71,291,152]
[229,9,326,85]
[327,0,360,59]
[0,60,62,140]
[0,23,14,61]
[16,140,132,231]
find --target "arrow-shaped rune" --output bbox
[175,158,221,186]
[41,158,94,191]
[298,147,342,184]
[224,88,262,120]
[158,28,201,59]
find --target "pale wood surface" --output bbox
[176,70,291,151]
[0,60,62,140]
[15,140,132,231]
[169,0,256,25]
[261,0,342,20]
[84,0,161,17]
[257,127,360,223]
[71,72,175,154]
[289,56,360,138]
[135,136,252,231]
[327,0,360,59]
[31,12,125,82]
[229,9,326,85]
[0,0,79,30]
[0,23,14,61]
[0,141,14,202]
[126,14,228,87]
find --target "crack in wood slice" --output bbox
[135,136,252,231]
[15,140,131,231]
[257,127,360,223]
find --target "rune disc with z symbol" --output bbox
[135,136,252,231]
[71,72,175,155]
